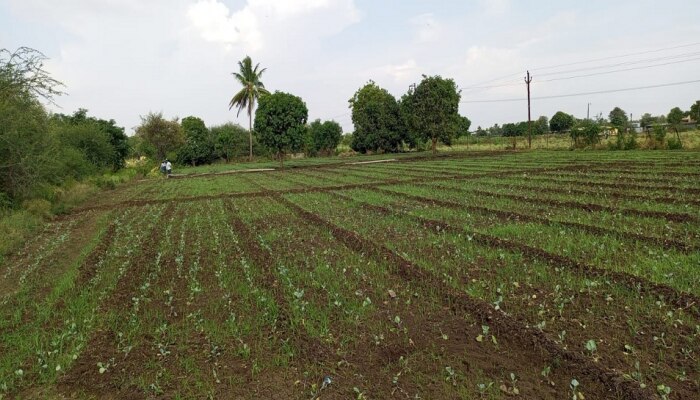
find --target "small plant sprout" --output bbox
[445,366,457,386]
[353,387,367,400]
[475,325,498,346]
[97,361,110,374]
[500,373,520,395]
[656,384,671,400]
[570,379,584,400]
[476,381,494,397]
[541,365,554,386]
[585,339,599,361]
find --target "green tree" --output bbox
[550,111,575,132]
[1,47,64,200]
[690,101,700,122]
[51,110,116,174]
[0,47,64,103]
[51,109,129,171]
[457,116,472,138]
[571,119,601,148]
[667,106,684,143]
[135,112,184,161]
[350,81,406,153]
[178,116,215,166]
[534,116,549,135]
[639,113,655,129]
[308,119,343,156]
[401,75,462,153]
[229,56,269,161]
[608,107,629,132]
[254,91,308,168]
[211,123,261,162]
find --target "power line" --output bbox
[461,56,700,90]
[531,41,700,71]
[460,79,700,103]
[459,41,700,90]
[537,56,700,83]
[533,50,700,77]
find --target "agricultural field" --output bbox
[1,150,699,399]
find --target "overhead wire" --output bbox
[459,79,700,103]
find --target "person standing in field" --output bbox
[160,160,167,174]
[165,159,172,175]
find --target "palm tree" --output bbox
[229,56,269,161]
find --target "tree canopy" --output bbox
[349,81,406,153]
[608,107,629,131]
[178,116,215,166]
[254,91,308,167]
[135,112,184,160]
[308,119,343,156]
[401,75,462,153]
[550,111,575,132]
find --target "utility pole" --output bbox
[587,103,591,120]
[525,71,533,149]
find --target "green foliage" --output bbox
[608,107,629,131]
[254,91,308,166]
[457,116,472,138]
[534,116,549,135]
[690,101,700,121]
[308,119,343,156]
[178,116,215,166]
[502,122,528,137]
[667,137,683,149]
[229,56,270,159]
[211,122,264,161]
[50,109,128,174]
[550,112,575,132]
[667,107,684,126]
[401,75,462,153]
[135,112,184,160]
[571,119,601,148]
[640,113,655,129]
[350,81,406,153]
[0,47,64,103]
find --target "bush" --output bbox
[22,198,52,218]
[0,209,42,265]
[667,137,683,149]
[571,120,600,148]
[624,132,638,150]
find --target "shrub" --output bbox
[22,198,52,218]
[667,137,683,150]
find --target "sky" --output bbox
[1,0,699,134]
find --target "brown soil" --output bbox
[423,183,700,239]
[367,187,700,319]
[58,203,177,398]
[323,190,700,397]
[482,180,700,207]
[275,194,655,400]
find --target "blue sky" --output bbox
[1,0,699,133]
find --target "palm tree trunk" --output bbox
[248,110,253,162]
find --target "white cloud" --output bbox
[187,0,262,51]
[186,0,360,52]
[383,59,419,82]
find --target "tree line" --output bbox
[472,102,698,150]
[0,47,129,208]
